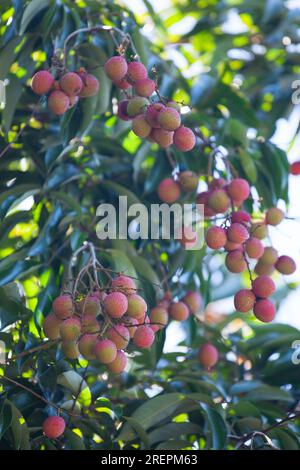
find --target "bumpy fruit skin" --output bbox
[43,416,65,439]
[104,56,128,81]
[79,295,100,316]
[31,70,54,95]
[107,324,130,349]
[43,313,61,340]
[151,128,174,148]
[198,343,218,370]
[78,334,97,360]
[157,107,181,131]
[81,314,100,333]
[127,97,149,117]
[197,191,216,218]
[275,255,296,275]
[127,61,147,82]
[122,316,138,338]
[133,325,155,349]
[290,161,300,175]
[208,189,230,214]
[260,247,278,265]
[265,207,285,226]
[107,350,127,373]
[60,318,81,341]
[225,250,247,273]
[231,210,251,224]
[94,339,117,364]
[254,260,275,276]
[245,237,264,259]
[60,72,83,96]
[252,275,275,298]
[226,178,250,202]
[182,291,202,314]
[132,114,152,138]
[169,301,189,321]
[179,171,198,192]
[48,91,70,115]
[134,78,156,97]
[78,73,99,97]
[111,275,136,293]
[157,178,180,203]
[53,295,73,319]
[149,307,168,332]
[253,299,275,322]
[113,78,131,90]
[234,289,256,312]
[126,294,147,319]
[173,126,196,152]
[146,102,165,127]
[62,341,79,359]
[224,240,242,252]
[227,223,249,244]
[205,226,227,249]
[251,223,268,240]
[209,177,226,190]
[118,100,130,121]
[104,292,128,318]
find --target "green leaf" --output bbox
[19,0,50,35]
[200,404,227,450]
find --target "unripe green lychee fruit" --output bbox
[205,226,227,249]
[253,298,275,322]
[78,334,97,360]
[104,56,128,81]
[60,317,81,341]
[127,61,147,81]
[111,275,137,294]
[245,237,264,259]
[104,292,128,318]
[78,295,101,316]
[43,313,61,340]
[149,307,168,332]
[225,250,247,273]
[275,255,296,275]
[209,177,226,190]
[208,189,231,214]
[60,72,83,96]
[127,96,149,117]
[53,295,73,319]
[134,78,156,97]
[234,289,256,312]
[62,341,79,359]
[43,416,65,439]
[146,102,165,128]
[151,128,174,148]
[31,70,54,95]
[173,126,196,152]
[132,114,152,138]
[122,316,138,338]
[260,247,278,265]
[197,191,216,218]
[157,178,181,203]
[107,350,127,374]
[227,223,249,244]
[126,294,147,319]
[107,324,130,349]
[113,78,131,90]
[252,275,275,298]
[226,178,250,202]
[81,314,100,334]
[179,171,198,192]
[94,339,117,364]
[157,107,181,131]
[118,100,130,121]
[254,260,275,276]
[251,222,268,240]
[169,301,189,321]
[166,100,181,112]
[224,240,243,252]
[231,210,251,224]
[48,91,70,115]
[265,207,285,226]
[198,343,218,370]
[133,325,155,349]
[182,291,202,314]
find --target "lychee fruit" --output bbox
[151,128,174,148]
[134,78,156,97]
[290,161,300,175]
[149,307,168,332]
[146,102,165,128]
[253,299,275,322]
[205,226,227,249]
[275,255,296,275]
[78,295,100,316]
[234,289,256,312]
[208,189,231,214]
[31,70,54,95]
[78,73,99,97]
[111,275,137,294]
[173,126,196,152]
[227,223,249,244]
[133,325,155,349]
[113,78,131,90]
[126,294,147,319]
[117,100,130,121]
[132,114,152,138]
[251,223,268,240]
[245,237,264,259]
[157,107,181,131]
[254,260,275,276]
[127,61,147,82]
[166,100,181,112]
[60,317,81,342]
[123,316,138,338]
[231,210,251,224]
[169,301,189,321]
[265,207,285,226]
[81,314,100,334]
[196,191,216,218]
[107,350,127,374]
[104,56,128,81]
[224,240,243,252]
[198,343,218,370]
[53,295,73,319]
[43,313,61,340]
[107,324,130,349]
[78,334,98,360]
[226,178,250,202]
[127,96,149,117]
[182,291,202,314]
[104,292,128,318]
[179,171,199,192]
[252,275,275,298]
[157,178,181,203]
[209,178,226,190]
[43,416,65,439]
[60,72,83,96]
[225,250,247,273]
[94,339,117,364]
[48,91,70,115]
[61,341,79,359]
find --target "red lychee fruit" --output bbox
[78,334,98,360]
[107,350,127,374]
[224,240,243,252]
[104,292,128,318]
[157,107,181,131]
[275,255,296,275]
[52,295,73,319]
[126,294,147,319]
[254,260,275,276]
[107,324,130,349]
[231,210,251,224]
[198,343,218,370]
[111,275,137,294]
[234,289,256,312]
[132,114,152,138]
[133,325,155,349]
[149,307,168,332]
[117,100,130,121]
[127,61,147,82]
[146,102,165,128]
[260,247,278,265]
[122,316,138,338]
[113,78,131,90]
[166,100,181,112]
[104,56,128,81]
[251,222,268,240]
[245,237,264,259]
[290,161,300,175]
[77,73,99,97]
[253,298,275,322]
[196,191,216,218]
[78,295,100,316]
[151,128,174,148]
[94,339,117,364]
[43,313,61,340]
[60,72,83,96]
[227,223,249,244]
[208,189,231,214]
[48,90,70,115]
[182,291,202,314]
[265,207,285,226]
[127,96,149,117]
[157,178,181,203]
[179,171,199,192]
[209,178,226,190]
[205,226,227,249]
[134,78,156,97]
[226,178,250,202]
[43,416,65,439]
[81,314,100,334]
[31,70,54,95]
[173,126,196,152]
[252,275,275,298]
[60,317,81,342]
[169,301,189,321]
[225,250,247,273]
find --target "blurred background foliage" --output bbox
[0,0,300,450]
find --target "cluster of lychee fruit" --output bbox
[104,56,196,151]
[31,68,99,115]
[157,170,199,204]
[153,289,202,323]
